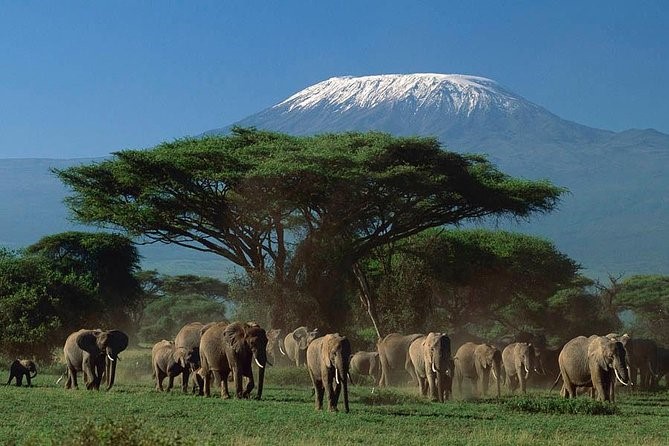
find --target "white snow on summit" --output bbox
[275,73,522,116]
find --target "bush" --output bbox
[358,388,428,406]
[64,418,194,446]
[504,395,619,415]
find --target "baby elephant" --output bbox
[152,340,192,392]
[6,359,37,387]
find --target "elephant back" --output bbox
[408,336,427,377]
[199,322,229,373]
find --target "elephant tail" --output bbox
[549,372,562,393]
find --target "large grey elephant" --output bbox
[63,329,128,390]
[267,328,289,366]
[6,359,37,387]
[199,321,269,399]
[151,340,194,392]
[350,351,381,384]
[626,338,658,389]
[409,332,452,401]
[306,333,351,413]
[656,346,669,386]
[454,342,502,398]
[502,342,537,394]
[283,326,319,367]
[558,335,631,402]
[377,332,423,387]
[174,321,218,393]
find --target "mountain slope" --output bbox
[204,73,669,277]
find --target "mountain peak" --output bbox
[274,73,522,116]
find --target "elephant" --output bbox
[283,326,319,367]
[655,346,669,386]
[408,332,452,401]
[350,351,381,385]
[626,338,658,389]
[502,342,537,394]
[199,321,269,399]
[453,342,502,398]
[174,321,218,393]
[377,332,423,387]
[151,340,195,392]
[267,329,289,366]
[558,335,631,402]
[6,359,37,387]
[532,344,561,387]
[63,328,129,390]
[306,333,351,413]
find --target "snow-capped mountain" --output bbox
[276,74,522,115]
[203,73,669,277]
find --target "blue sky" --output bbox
[1,1,667,158]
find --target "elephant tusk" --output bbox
[614,367,629,386]
[107,354,115,362]
[254,357,264,369]
[491,368,497,381]
[279,345,286,355]
[524,365,530,379]
[56,373,65,385]
[335,367,340,385]
[431,361,437,374]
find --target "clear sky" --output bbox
[1,1,667,158]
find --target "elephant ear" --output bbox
[76,331,103,355]
[106,330,129,354]
[440,335,451,356]
[224,322,246,353]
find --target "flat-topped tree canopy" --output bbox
[55,127,565,277]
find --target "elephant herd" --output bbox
[360,330,668,403]
[6,322,669,412]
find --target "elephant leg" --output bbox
[167,375,175,392]
[327,379,339,412]
[243,373,255,399]
[157,370,167,391]
[333,381,341,408]
[519,373,526,394]
[315,380,325,411]
[16,375,23,387]
[203,371,212,397]
[592,374,607,402]
[218,370,230,398]
[181,369,190,393]
[26,374,32,387]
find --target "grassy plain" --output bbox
[2,354,668,446]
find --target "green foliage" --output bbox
[504,395,619,415]
[0,232,142,360]
[358,389,429,406]
[66,418,193,446]
[136,271,228,343]
[366,228,584,339]
[56,128,565,329]
[614,275,669,344]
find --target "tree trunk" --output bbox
[352,262,382,339]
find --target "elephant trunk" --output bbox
[256,361,265,400]
[494,362,501,397]
[106,356,117,390]
[335,355,349,413]
[254,350,267,400]
[30,369,37,379]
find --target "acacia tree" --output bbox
[365,229,582,337]
[56,128,564,331]
[612,275,669,344]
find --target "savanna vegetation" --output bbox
[1,129,668,444]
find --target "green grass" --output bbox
[2,364,669,445]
